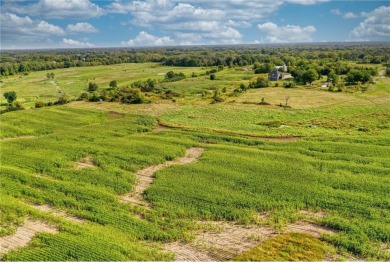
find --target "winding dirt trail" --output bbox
[0,219,58,256]
[120,147,204,206]
[32,204,84,223]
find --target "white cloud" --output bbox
[331,9,359,19]
[226,20,251,28]
[285,0,328,5]
[62,38,94,47]
[343,12,358,19]
[350,6,390,40]
[257,22,316,43]
[108,0,329,45]
[67,22,98,33]
[6,0,105,19]
[111,1,247,45]
[121,31,174,47]
[1,13,65,47]
[330,9,342,15]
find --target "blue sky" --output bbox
[1,0,389,49]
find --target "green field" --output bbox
[1,63,389,260]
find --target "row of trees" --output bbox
[1,44,388,76]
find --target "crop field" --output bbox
[1,62,390,261]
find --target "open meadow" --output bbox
[1,60,389,261]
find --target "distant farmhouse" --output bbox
[268,65,287,81]
[268,70,284,81]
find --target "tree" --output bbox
[302,69,319,84]
[210,74,216,80]
[4,91,17,104]
[386,67,390,77]
[88,82,98,92]
[327,71,339,86]
[345,69,372,85]
[109,80,117,88]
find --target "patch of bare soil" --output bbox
[165,221,276,261]
[165,242,216,262]
[261,137,300,143]
[165,218,337,261]
[153,124,171,132]
[76,156,96,170]
[286,222,336,238]
[0,219,58,256]
[32,204,83,223]
[120,147,204,206]
[107,111,124,119]
[1,136,37,142]
[299,209,326,219]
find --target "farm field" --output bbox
[1,61,390,261]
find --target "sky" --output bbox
[1,0,389,49]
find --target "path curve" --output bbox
[0,219,58,257]
[121,147,204,206]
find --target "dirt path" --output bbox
[0,219,58,256]
[287,222,335,238]
[76,156,96,170]
[1,136,37,142]
[164,218,336,261]
[120,147,204,206]
[164,222,276,261]
[32,204,84,223]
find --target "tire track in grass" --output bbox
[120,147,204,207]
[0,219,58,257]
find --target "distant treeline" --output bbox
[0,43,389,76]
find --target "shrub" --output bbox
[109,80,117,88]
[131,79,155,92]
[88,82,98,92]
[212,89,224,103]
[119,87,147,104]
[3,91,17,104]
[283,81,296,88]
[35,101,46,108]
[386,67,390,77]
[249,77,269,88]
[164,71,186,82]
[79,92,90,101]
[54,93,70,105]
[210,74,216,80]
